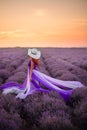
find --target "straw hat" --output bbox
[28,48,41,59]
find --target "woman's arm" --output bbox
[29,60,34,81]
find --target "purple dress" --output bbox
[1,60,84,101]
[28,60,39,70]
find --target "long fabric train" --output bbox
[1,63,84,101]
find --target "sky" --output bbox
[0,0,87,47]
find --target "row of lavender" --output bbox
[0,47,87,130]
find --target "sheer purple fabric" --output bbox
[1,61,84,101]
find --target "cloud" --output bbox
[0,29,25,39]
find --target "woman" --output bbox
[28,48,41,82]
[1,48,84,101]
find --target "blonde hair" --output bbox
[32,58,40,66]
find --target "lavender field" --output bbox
[0,47,87,130]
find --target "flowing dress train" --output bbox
[1,61,84,101]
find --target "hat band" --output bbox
[31,50,37,55]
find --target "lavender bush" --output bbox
[17,91,75,130]
[0,94,25,130]
[70,87,87,130]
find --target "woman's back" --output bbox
[28,58,40,69]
